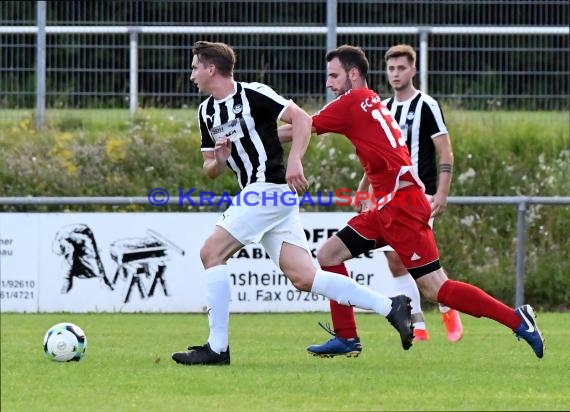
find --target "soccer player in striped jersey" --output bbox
[377,44,463,342]
[172,41,415,366]
[294,45,544,360]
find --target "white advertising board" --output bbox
[0,212,397,313]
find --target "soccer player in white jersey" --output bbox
[171,41,414,365]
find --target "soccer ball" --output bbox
[43,322,87,362]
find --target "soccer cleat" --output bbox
[386,295,414,350]
[442,309,464,342]
[306,322,362,358]
[171,342,230,365]
[413,328,430,341]
[514,304,544,359]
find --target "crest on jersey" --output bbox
[406,112,415,121]
[232,104,243,114]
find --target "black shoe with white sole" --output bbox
[172,343,230,365]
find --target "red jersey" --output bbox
[312,88,424,196]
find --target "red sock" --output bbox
[437,279,521,330]
[322,264,358,339]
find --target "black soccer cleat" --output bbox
[171,342,230,365]
[386,295,414,350]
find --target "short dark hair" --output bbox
[325,45,369,78]
[192,41,236,77]
[384,44,416,66]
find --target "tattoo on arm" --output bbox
[439,163,453,174]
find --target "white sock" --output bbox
[439,304,451,313]
[414,321,427,330]
[205,265,231,354]
[392,273,422,316]
[311,269,393,316]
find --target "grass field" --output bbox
[1,311,569,411]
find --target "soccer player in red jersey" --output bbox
[309,44,463,354]
[280,45,544,359]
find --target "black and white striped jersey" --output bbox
[198,81,291,189]
[383,91,448,195]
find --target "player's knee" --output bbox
[316,247,335,266]
[386,252,407,275]
[199,243,221,267]
[292,278,312,292]
[284,271,312,291]
[280,262,314,291]
[419,285,438,302]
[416,270,446,301]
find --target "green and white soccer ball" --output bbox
[43,322,87,362]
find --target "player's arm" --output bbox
[356,173,370,193]
[198,103,230,179]
[281,91,347,144]
[278,121,316,144]
[353,173,372,213]
[202,138,232,179]
[279,102,312,192]
[431,132,453,216]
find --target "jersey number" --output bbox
[372,108,406,148]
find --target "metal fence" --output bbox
[1,194,569,307]
[1,0,569,125]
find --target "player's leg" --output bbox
[173,195,268,366]
[171,224,242,366]
[276,240,414,351]
[426,212,463,341]
[266,209,414,353]
[384,250,429,341]
[307,236,362,357]
[416,268,544,358]
[399,190,543,358]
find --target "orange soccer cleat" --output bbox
[413,328,430,341]
[442,309,463,342]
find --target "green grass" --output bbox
[2,311,569,411]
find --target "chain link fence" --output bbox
[1,0,569,122]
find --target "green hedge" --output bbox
[1,109,569,309]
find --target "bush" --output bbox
[0,108,568,309]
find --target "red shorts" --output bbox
[344,186,440,272]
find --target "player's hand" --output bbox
[214,138,232,163]
[430,192,448,217]
[286,158,309,194]
[353,197,373,213]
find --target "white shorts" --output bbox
[378,193,434,252]
[216,182,310,266]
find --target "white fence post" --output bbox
[326,0,337,103]
[419,30,429,94]
[129,29,139,117]
[515,200,528,307]
[35,1,46,130]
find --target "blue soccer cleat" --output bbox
[514,304,545,359]
[307,322,362,358]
